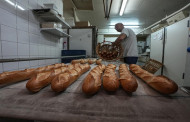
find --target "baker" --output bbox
[113,23,138,64]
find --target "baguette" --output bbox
[71,59,81,64]
[82,64,105,95]
[67,64,75,69]
[80,59,88,64]
[129,64,178,94]
[51,64,90,92]
[26,67,64,92]
[103,64,119,92]
[45,65,54,71]
[96,59,102,65]
[0,68,36,85]
[88,59,96,64]
[54,63,62,68]
[0,63,65,86]
[119,64,138,92]
[35,66,46,73]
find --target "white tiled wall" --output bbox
[0,0,64,72]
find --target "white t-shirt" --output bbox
[121,28,138,57]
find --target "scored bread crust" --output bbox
[119,64,138,92]
[82,64,105,95]
[103,64,119,92]
[129,64,178,94]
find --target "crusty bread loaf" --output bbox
[129,64,178,94]
[103,64,119,92]
[54,63,62,69]
[67,64,75,69]
[88,59,96,64]
[96,59,102,65]
[51,64,90,92]
[80,59,89,64]
[119,64,138,92]
[45,65,54,71]
[71,59,81,64]
[0,68,36,85]
[82,64,105,95]
[35,67,46,73]
[0,63,66,86]
[26,67,63,92]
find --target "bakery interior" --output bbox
[0,0,190,122]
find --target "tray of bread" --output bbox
[96,41,123,61]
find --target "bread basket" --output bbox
[96,41,123,61]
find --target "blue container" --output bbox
[187,47,190,52]
[61,50,86,63]
[61,50,86,56]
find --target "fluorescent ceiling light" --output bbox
[119,0,128,16]
[124,25,140,28]
[5,0,15,6]
[17,5,25,10]
[5,0,25,10]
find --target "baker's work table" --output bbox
[0,64,190,122]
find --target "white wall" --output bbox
[0,0,64,72]
[97,35,104,43]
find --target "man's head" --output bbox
[115,23,124,32]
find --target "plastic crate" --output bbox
[142,58,163,74]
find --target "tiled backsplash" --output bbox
[0,0,65,72]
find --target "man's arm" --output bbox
[115,33,127,44]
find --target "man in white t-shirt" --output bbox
[114,23,138,64]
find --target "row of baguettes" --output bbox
[0,62,178,95]
[71,59,102,65]
[82,64,138,95]
[0,63,91,93]
[0,63,65,85]
[82,64,178,95]
[129,64,178,94]
[26,63,91,92]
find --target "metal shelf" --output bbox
[33,9,71,28]
[41,28,71,37]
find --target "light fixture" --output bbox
[17,5,25,10]
[119,0,128,16]
[124,25,140,28]
[109,25,140,28]
[103,0,113,19]
[5,0,25,10]
[5,0,15,6]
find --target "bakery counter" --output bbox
[0,64,190,122]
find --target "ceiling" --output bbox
[63,0,190,33]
